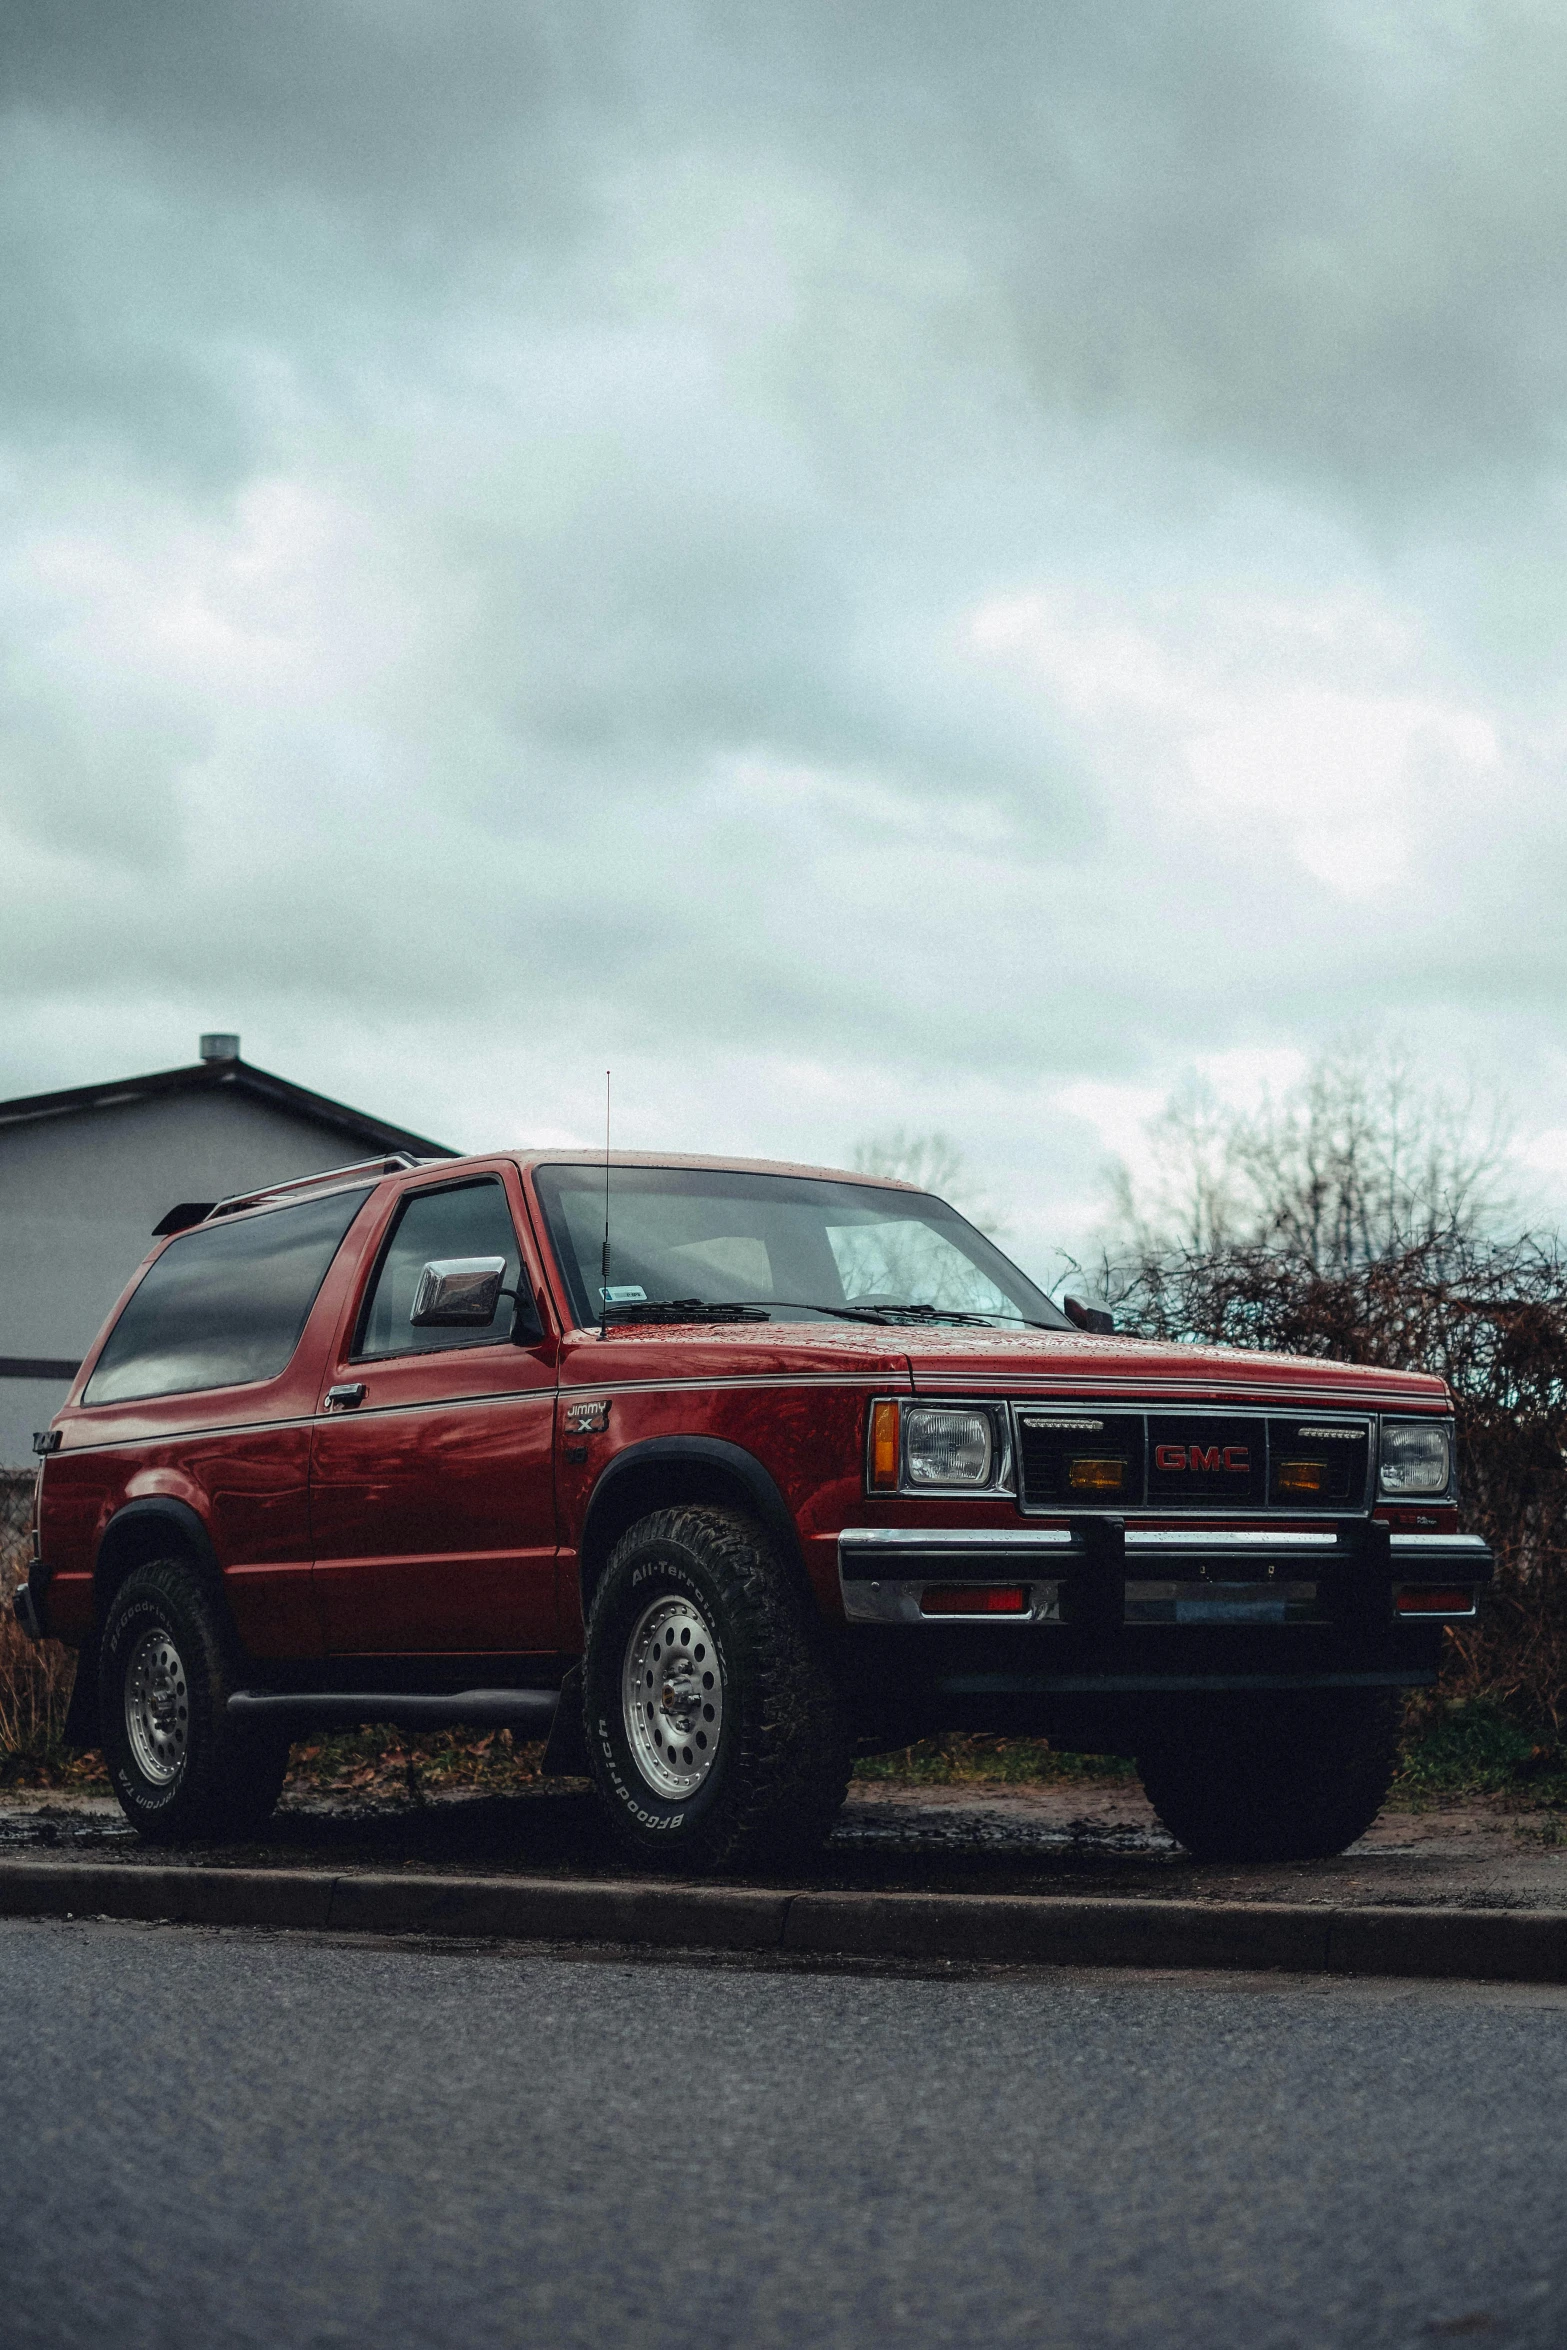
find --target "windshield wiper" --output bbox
[601,1298,771,1325]
[784,1301,1066,1330]
[826,1302,998,1327]
[601,1297,1061,1331]
[672,1299,1019,1329]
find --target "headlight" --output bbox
[1378,1420,1453,1497]
[904,1406,994,1487]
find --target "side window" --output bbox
[354,1179,524,1360]
[84,1186,373,1407]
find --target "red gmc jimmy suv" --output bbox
[17,1149,1491,1869]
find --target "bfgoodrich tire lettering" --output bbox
[1135,1688,1402,1863]
[583,1506,850,1872]
[100,1559,291,1843]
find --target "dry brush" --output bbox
[1118,1231,1567,1729]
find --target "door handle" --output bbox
[323,1383,366,1412]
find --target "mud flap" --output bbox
[540,1665,590,1776]
[60,1636,102,1752]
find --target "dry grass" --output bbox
[0,1613,83,1784]
[851,1736,1136,1785]
[0,1471,29,1587]
[280,1728,549,1800]
[0,1469,100,1787]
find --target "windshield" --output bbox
[532,1164,1070,1331]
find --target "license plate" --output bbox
[1173,1591,1289,1625]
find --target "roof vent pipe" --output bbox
[200,1033,240,1063]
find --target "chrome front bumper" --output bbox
[837,1525,1493,1627]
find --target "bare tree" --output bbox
[1110,1047,1512,1273]
[851,1129,1001,1234]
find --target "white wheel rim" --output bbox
[124,1629,190,1786]
[621,1593,724,1800]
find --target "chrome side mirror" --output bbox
[410,1256,507,1327]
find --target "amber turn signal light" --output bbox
[1276,1458,1325,1495]
[1068,1456,1125,1492]
[919,1586,1029,1616]
[870,1399,901,1490]
[1394,1585,1475,1618]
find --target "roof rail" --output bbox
[207,1153,422,1221]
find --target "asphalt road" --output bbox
[4,1922,1566,2350]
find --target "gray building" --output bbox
[0,1035,454,1465]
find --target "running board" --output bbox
[227,1689,561,1735]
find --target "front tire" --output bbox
[1136,1689,1401,1863]
[100,1560,291,1843]
[583,1506,850,1873]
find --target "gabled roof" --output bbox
[0,1055,457,1160]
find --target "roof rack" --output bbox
[206,1153,424,1221]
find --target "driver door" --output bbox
[308,1166,560,1654]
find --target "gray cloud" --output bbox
[3,1,1566,1260]
[12,3,1567,503]
[7,2,614,227]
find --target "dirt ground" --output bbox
[3,1772,1564,1910]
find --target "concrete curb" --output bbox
[3,1859,1567,1982]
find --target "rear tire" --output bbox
[1135,1689,1401,1863]
[583,1506,850,1873]
[100,1560,291,1843]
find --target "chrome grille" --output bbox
[1014,1405,1373,1515]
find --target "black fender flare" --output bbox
[94,1496,225,1600]
[92,1497,243,1655]
[66,1494,231,1757]
[70,1499,243,1753]
[576,1436,808,1614]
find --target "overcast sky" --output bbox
[5,1,1566,1284]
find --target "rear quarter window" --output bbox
[83,1186,372,1406]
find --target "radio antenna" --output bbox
[599,1069,611,1340]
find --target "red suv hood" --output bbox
[897,1324,1446,1410]
[561,1319,1447,1411]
